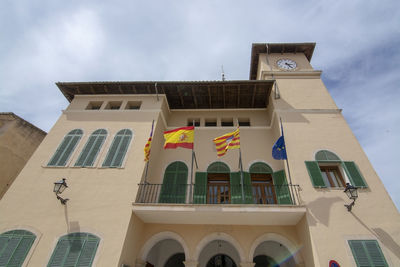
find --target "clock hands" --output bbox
[285,62,294,68]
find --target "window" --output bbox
[206,162,231,204]
[85,101,103,110]
[159,161,188,203]
[305,150,367,188]
[102,129,132,168]
[125,101,141,110]
[187,118,200,127]
[249,162,292,204]
[48,233,100,267]
[221,118,233,127]
[238,118,250,127]
[75,129,107,167]
[105,101,122,110]
[205,119,217,127]
[0,230,36,267]
[48,129,83,167]
[348,240,388,267]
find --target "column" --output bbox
[184,260,199,267]
[240,262,255,267]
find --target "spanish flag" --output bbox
[213,128,240,157]
[164,126,194,149]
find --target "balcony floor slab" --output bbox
[132,203,306,225]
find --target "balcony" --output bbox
[132,184,306,226]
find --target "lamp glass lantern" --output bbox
[53,178,68,195]
[344,183,358,200]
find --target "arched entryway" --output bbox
[198,240,241,267]
[146,239,185,267]
[253,241,296,267]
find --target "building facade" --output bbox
[0,112,46,199]
[0,43,399,267]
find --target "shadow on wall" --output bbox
[275,98,310,124]
[306,196,343,227]
[350,211,400,260]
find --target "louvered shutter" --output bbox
[76,239,99,267]
[75,135,96,166]
[84,135,106,166]
[230,172,242,204]
[63,239,85,266]
[103,135,122,167]
[159,168,175,203]
[48,135,72,166]
[58,135,81,166]
[175,163,188,203]
[349,240,388,267]
[343,161,367,188]
[305,161,326,187]
[7,236,35,266]
[194,172,207,204]
[112,134,131,167]
[243,172,253,204]
[0,236,9,256]
[48,240,70,267]
[0,237,20,266]
[272,170,292,204]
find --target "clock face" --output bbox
[276,59,297,70]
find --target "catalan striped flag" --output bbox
[144,121,154,161]
[164,126,195,149]
[213,128,240,157]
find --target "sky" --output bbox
[0,1,399,209]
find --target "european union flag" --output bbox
[272,136,287,160]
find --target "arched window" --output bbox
[75,129,107,167]
[207,162,230,173]
[206,162,231,204]
[0,230,36,266]
[102,129,132,168]
[47,233,100,267]
[159,162,188,203]
[305,150,367,188]
[249,162,276,204]
[249,162,273,174]
[48,129,83,166]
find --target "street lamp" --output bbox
[344,183,358,212]
[54,178,69,205]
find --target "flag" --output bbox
[272,135,287,160]
[213,128,240,157]
[164,126,194,149]
[144,121,154,161]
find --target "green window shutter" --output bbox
[230,172,242,204]
[0,230,36,267]
[249,162,273,174]
[349,240,388,267]
[84,135,106,167]
[207,162,230,173]
[103,129,132,168]
[159,162,188,203]
[75,135,96,167]
[76,239,99,267]
[194,172,207,204]
[365,240,388,266]
[48,135,72,166]
[48,233,100,267]
[48,129,83,167]
[48,240,69,266]
[58,135,82,166]
[343,161,367,188]
[272,170,292,204]
[305,161,326,187]
[7,236,35,266]
[243,172,253,204]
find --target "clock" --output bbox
[276,59,297,70]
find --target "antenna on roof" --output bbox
[221,65,226,81]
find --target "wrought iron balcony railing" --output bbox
[135,183,301,205]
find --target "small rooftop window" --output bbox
[125,101,141,110]
[238,118,250,127]
[221,118,234,127]
[205,119,217,127]
[86,101,103,110]
[187,118,200,127]
[105,101,122,110]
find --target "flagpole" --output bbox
[189,120,196,204]
[236,122,245,203]
[144,120,154,183]
[279,117,296,205]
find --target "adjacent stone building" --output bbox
[0,112,46,199]
[0,43,399,267]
